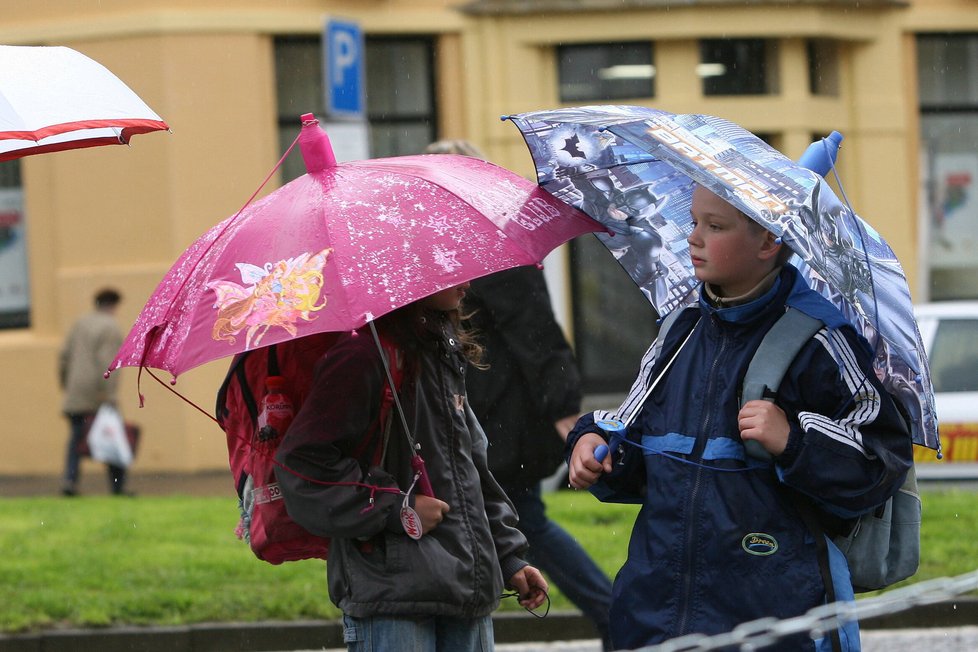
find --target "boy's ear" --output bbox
[757,231,783,262]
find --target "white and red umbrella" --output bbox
[0,45,168,161]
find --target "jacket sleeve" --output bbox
[465,402,529,581]
[472,267,582,421]
[275,335,405,539]
[775,325,913,518]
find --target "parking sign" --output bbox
[323,18,364,119]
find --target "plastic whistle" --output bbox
[411,454,435,497]
[593,418,627,463]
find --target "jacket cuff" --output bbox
[499,554,528,587]
[776,424,805,467]
[384,492,412,533]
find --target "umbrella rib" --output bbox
[147,133,303,367]
[368,160,554,264]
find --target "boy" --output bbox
[567,185,912,651]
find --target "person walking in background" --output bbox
[59,287,127,496]
[426,134,613,651]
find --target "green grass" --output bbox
[0,489,974,633]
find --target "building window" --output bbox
[0,160,29,329]
[365,37,437,159]
[699,38,778,96]
[274,35,437,181]
[558,42,655,103]
[570,235,658,393]
[807,39,840,96]
[918,33,978,300]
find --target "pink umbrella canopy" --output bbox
[0,45,168,161]
[110,115,603,380]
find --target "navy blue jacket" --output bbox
[566,265,912,650]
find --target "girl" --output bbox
[276,282,547,652]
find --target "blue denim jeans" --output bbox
[342,614,493,652]
[502,482,613,651]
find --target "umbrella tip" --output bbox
[298,113,337,172]
[798,131,844,178]
[500,115,510,121]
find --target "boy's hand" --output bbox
[738,400,790,457]
[413,495,450,534]
[569,432,613,489]
[508,565,549,610]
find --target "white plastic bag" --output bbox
[87,404,133,467]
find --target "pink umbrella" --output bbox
[0,45,168,161]
[110,114,602,381]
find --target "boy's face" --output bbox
[688,186,779,297]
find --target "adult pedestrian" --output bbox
[59,287,127,496]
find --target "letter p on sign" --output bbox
[323,18,364,119]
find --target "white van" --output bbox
[914,301,978,479]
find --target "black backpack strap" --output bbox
[266,343,281,377]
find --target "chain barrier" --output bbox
[635,569,978,652]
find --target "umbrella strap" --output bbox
[367,320,418,454]
[621,315,699,429]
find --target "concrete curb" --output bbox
[2,602,976,652]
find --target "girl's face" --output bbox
[688,186,780,297]
[420,282,470,312]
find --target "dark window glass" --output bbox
[700,38,776,96]
[929,319,978,392]
[0,159,29,329]
[570,235,658,393]
[558,42,654,103]
[274,35,437,181]
[365,37,437,158]
[918,33,978,109]
[807,39,840,96]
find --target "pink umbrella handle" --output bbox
[411,455,435,497]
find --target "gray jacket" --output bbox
[59,310,122,414]
[276,312,529,618]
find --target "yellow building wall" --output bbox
[0,0,974,476]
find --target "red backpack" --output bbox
[215,332,403,565]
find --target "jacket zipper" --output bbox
[676,318,726,636]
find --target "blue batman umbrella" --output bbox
[505,104,938,452]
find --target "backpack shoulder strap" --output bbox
[741,307,823,408]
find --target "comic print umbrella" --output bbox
[505,105,938,451]
[0,45,168,161]
[109,114,602,380]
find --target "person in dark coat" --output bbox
[464,265,614,651]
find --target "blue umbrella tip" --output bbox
[500,115,511,122]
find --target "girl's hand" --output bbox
[413,495,450,534]
[738,400,790,457]
[508,565,549,610]
[568,432,612,489]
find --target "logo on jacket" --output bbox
[742,533,779,556]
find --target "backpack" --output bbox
[658,306,921,592]
[215,332,403,565]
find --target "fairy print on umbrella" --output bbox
[208,248,332,349]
